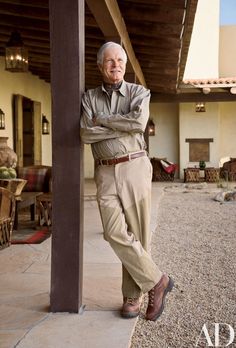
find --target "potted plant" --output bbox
[0,167,27,196]
[199,160,206,169]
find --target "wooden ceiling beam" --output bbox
[27,46,49,55]
[0,34,50,48]
[136,53,179,63]
[148,79,177,87]
[151,92,236,103]
[127,21,182,38]
[131,36,181,50]
[142,69,177,77]
[85,37,105,47]
[0,14,49,31]
[85,55,97,61]
[118,0,186,8]
[138,59,178,69]
[0,0,48,8]
[177,0,198,85]
[85,14,101,28]
[86,0,146,87]
[134,45,180,57]
[0,26,49,41]
[29,56,50,63]
[0,2,49,20]
[85,27,105,39]
[118,4,184,24]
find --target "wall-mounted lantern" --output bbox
[5,31,28,72]
[0,109,6,130]
[195,102,206,112]
[148,119,155,136]
[42,115,50,135]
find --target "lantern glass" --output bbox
[5,31,28,72]
[42,115,50,135]
[148,119,155,136]
[0,109,5,130]
[195,102,206,112]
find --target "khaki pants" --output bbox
[95,155,162,298]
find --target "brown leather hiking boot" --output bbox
[121,297,140,318]
[146,274,174,321]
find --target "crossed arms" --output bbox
[80,85,150,144]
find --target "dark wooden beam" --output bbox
[119,0,186,8]
[177,0,198,84]
[0,0,48,7]
[134,45,180,57]
[151,92,236,103]
[0,26,50,41]
[0,14,49,31]
[29,54,50,63]
[119,3,184,24]
[50,0,84,313]
[126,21,182,38]
[0,34,50,48]
[0,2,49,20]
[131,35,181,49]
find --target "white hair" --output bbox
[97,42,127,65]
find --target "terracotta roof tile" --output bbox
[183,77,236,85]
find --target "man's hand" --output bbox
[92,115,97,125]
[93,112,106,126]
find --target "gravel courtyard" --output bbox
[131,184,236,348]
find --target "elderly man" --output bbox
[80,42,173,321]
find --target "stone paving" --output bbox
[0,180,164,348]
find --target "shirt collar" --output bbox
[101,80,126,97]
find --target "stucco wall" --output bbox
[219,25,236,76]
[0,57,52,165]
[84,144,94,178]
[179,103,221,178]
[149,102,179,164]
[184,0,220,79]
[219,102,236,159]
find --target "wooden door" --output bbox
[14,95,23,167]
[22,97,34,166]
[33,101,42,165]
[13,94,42,166]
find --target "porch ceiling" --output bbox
[0,0,198,97]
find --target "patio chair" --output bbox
[220,158,236,181]
[150,157,177,181]
[0,187,16,250]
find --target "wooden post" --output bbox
[49,0,84,313]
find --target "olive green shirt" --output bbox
[80,80,150,160]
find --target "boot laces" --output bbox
[148,288,155,307]
[126,298,137,305]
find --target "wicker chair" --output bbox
[0,187,16,250]
[150,158,176,181]
[220,158,236,181]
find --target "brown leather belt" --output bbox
[96,151,146,166]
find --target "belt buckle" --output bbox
[128,153,132,161]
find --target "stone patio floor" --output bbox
[0,179,165,348]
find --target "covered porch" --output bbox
[0,0,198,313]
[0,179,165,348]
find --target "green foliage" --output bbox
[199,160,206,169]
[0,166,17,179]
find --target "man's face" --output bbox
[98,46,126,84]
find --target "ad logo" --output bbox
[196,323,235,347]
